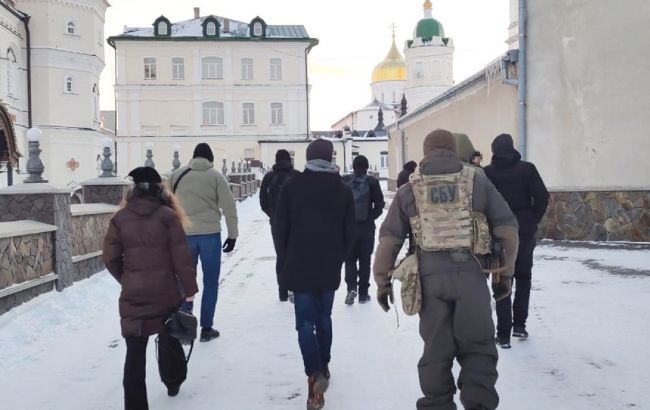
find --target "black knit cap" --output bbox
[128,167,162,184]
[492,133,515,154]
[306,139,333,162]
[193,143,214,163]
[352,155,369,171]
[404,160,417,171]
[275,149,291,163]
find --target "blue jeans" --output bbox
[187,233,222,329]
[293,291,335,376]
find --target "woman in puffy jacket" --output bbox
[103,166,198,410]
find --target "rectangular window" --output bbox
[172,58,185,80]
[415,62,424,79]
[144,57,157,80]
[242,103,255,125]
[202,57,223,79]
[270,58,282,80]
[271,103,284,125]
[202,102,224,125]
[241,58,254,80]
[380,151,389,169]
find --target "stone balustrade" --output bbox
[0,220,57,314]
[70,203,118,282]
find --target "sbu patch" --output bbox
[430,184,459,204]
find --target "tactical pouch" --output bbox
[471,212,492,255]
[474,239,507,274]
[390,253,421,316]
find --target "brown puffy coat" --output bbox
[103,196,198,338]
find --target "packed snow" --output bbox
[1,195,649,409]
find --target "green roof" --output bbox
[415,18,444,40]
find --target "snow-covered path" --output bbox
[1,196,649,410]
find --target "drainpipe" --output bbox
[518,0,527,159]
[304,40,319,140]
[24,15,32,129]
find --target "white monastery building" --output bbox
[0,0,110,188]
[109,8,318,173]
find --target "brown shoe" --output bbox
[306,372,328,410]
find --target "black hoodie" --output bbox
[260,160,301,219]
[484,134,549,236]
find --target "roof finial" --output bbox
[389,23,398,42]
[423,0,432,10]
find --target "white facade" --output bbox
[0,0,109,188]
[371,80,406,107]
[110,13,317,175]
[331,102,397,134]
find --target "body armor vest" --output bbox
[409,166,475,252]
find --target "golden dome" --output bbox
[372,37,406,83]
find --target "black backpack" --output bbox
[343,174,370,222]
[268,171,295,213]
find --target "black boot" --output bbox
[200,327,220,342]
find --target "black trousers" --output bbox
[270,219,288,299]
[123,328,187,410]
[345,227,375,295]
[496,234,537,338]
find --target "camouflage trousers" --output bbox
[416,261,499,410]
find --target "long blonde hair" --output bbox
[121,183,192,229]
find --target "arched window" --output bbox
[253,23,263,36]
[201,16,220,38]
[153,16,172,37]
[202,102,224,125]
[202,57,223,79]
[249,17,267,38]
[206,22,217,36]
[158,21,168,36]
[64,76,73,93]
[6,48,16,96]
[66,21,76,35]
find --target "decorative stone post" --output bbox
[24,127,47,184]
[237,161,242,173]
[172,145,181,171]
[100,138,114,178]
[144,143,155,168]
[222,155,228,176]
[231,161,236,173]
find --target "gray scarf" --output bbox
[305,159,339,174]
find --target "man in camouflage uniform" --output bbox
[373,129,519,410]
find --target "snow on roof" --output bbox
[117,16,310,39]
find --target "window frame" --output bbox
[64,76,73,94]
[242,102,255,125]
[202,101,225,126]
[172,57,185,80]
[269,58,282,81]
[202,57,224,80]
[241,58,254,80]
[415,61,424,79]
[270,102,284,126]
[380,151,389,169]
[66,21,76,36]
[144,57,157,80]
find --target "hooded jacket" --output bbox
[103,197,199,337]
[397,161,418,188]
[374,149,520,287]
[260,160,301,220]
[168,157,239,237]
[484,134,549,236]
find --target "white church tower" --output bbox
[404,0,454,110]
[14,0,109,184]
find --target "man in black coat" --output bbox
[484,133,549,348]
[342,155,385,305]
[274,139,355,408]
[260,149,301,301]
[397,160,418,188]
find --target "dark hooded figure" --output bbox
[260,149,301,301]
[397,160,418,188]
[341,155,385,305]
[484,133,549,348]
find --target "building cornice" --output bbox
[16,0,109,20]
[0,13,24,38]
[108,35,318,49]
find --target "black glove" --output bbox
[222,238,236,253]
[492,275,513,301]
[377,284,394,312]
[179,301,194,314]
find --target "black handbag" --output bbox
[164,309,198,345]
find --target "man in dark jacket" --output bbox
[397,160,418,188]
[274,139,355,409]
[342,155,385,305]
[260,149,301,301]
[484,133,549,347]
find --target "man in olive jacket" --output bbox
[168,143,238,342]
[373,129,519,410]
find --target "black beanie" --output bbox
[275,149,291,163]
[306,139,333,162]
[404,160,417,171]
[193,143,214,163]
[352,155,369,171]
[491,133,515,155]
[128,166,162,184]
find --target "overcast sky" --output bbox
[100,0,510,130]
